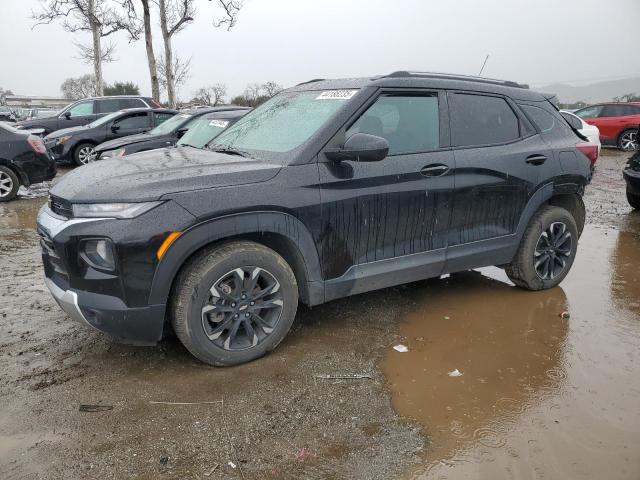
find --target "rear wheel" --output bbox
[74,143,96,166]
[505,206,578,290]
[170,241,298,366]
[627,188,640,209]
[0,166,19,202]
[618,129,638,151]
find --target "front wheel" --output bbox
[618,129,638,151]
[505,206,578,290]
[74,143,96,166]
[170,241,298,366]
[627,188,640,209]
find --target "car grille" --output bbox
[49,195,73,218]
[38,228,69,284]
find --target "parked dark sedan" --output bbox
[95,106,251,159]
[0,122,56,201]
[16,96,162,136]
[44,108,177,165]
[624,126,640,209]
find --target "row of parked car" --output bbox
[0,95,251,201]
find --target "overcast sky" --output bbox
[1,0,639,101]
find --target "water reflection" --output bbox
[382,270,568,474]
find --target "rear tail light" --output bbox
[27,135,47,154]
[149,99,162,108]
[576,142,598,164]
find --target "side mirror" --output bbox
[63,111,71,119]
[325,133,389,162]
[111,124,120,133]
[176,127,188,138]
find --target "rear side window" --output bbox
[96,98,121,114]
[114,112,150,129]
[600,104,640,117]
[119,98,145,109]
[347,95,440,155]
[449,93,519,147]
[153,112,174,126]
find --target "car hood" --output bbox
[17,117,55,128]
[49,146,282,203]
[95,133,158,152]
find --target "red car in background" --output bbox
[574,102,640,151]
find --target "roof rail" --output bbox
[296,78,325,86]
[381,71,526,89]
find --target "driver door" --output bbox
[107,112,152,140]
[318,91,455,291]
[61,100,96,128]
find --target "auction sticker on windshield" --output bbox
[316,90,358,100]
[209,120,229,128]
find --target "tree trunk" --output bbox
[89,0,104,96]
[158,0,175,108]
[141,0,160,102]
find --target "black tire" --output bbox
[627,188,640,210]
[617,128,638,151]
[73,142,96,166]
[0,165,20,202]
[170,241,298,366]
[505,205,578,290]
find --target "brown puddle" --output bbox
[382,224,640,479]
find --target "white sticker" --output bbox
[209,119,229,128]
[316,90,358,100]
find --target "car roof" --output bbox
[182,105,252,115]
[114,107,177,115]
[199,109,251,120]
[287,71,550,102]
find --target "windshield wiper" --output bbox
[208,146,252,158]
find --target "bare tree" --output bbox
[33,0,135,95]
[193,83,227,106]
[120,0,159,101]
[158,54,191,102]
[213,0,242,30]
[261,81,283,97]
[61,74,100,99]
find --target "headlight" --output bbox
[72,201,163,219]
[81,238,116,271]
[56,135,72,145]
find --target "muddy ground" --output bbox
[0,150,638,480]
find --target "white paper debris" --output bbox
[393,344,409,353]
[228,461,237,469]
[448,369,463,377]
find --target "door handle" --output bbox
[526,154,547,165]
[420,164,449,177]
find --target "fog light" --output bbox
[81,239,116,271]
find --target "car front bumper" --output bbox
[623,166,640,195]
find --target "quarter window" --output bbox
[449,93,520,147]
[346,95,440,155]
[521,105,557,132]
[68,101,94,117]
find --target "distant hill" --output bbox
[536,77,640,104]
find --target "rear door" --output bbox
[446,91,543,250]
[318,90,455,282]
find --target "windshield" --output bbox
[211,90,358,155]
[178,116,229,148]
[150,113,191,135]
[88,111,123,128]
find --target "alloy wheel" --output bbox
[620,131,637,151]
[201,266,284,351]
[0,171,14,198]
[534,222,572,280]
[78,146,96,164]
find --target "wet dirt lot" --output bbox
[1,151,639,479]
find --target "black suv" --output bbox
[37,72,593,366]
[16,96,161,136]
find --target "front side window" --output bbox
[450,93,520,147]
[212,90,357,154]
[114,112,150,129]
[346,95,440,155]
[68,101,94,117]
[575,105,603,119]
[178,116,229,148]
